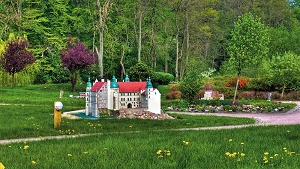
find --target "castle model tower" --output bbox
[85,77,92,116]
[108,76,119,111]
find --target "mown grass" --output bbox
[1,84,299,168]
[1,125,300,168]
[0,84,255,139]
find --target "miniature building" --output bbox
[201,84,224,100]
[85,75,161,117]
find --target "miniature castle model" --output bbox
[201,84,224,100]
[85,75,161,117]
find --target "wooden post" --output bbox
[54,101,63,129]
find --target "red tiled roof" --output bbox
[91,82,105,92]
[118,82,147,92]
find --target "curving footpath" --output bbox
[1,101,299,145]
[171,101,300,125]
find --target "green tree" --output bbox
[270,52,300,98]
[227,12,269,102]
[180,58,204,102]
[129,61,153,81]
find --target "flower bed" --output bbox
[165,100,296,113]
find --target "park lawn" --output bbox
[1,125,300,168]
[0,84,255,139]
[0,84,300,168]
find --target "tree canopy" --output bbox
[0,37,36,87]
[0,0,299,96]
[60,36,96,92]
[227,12,269,101]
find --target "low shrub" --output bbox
[225,76,248,89]
[283,91,300,100]
[166,91,182,99]
[166,84,182,99]
[152,72,174,85]
[238,91,300,100]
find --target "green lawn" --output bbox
[1,125,300,168]
[1,84,299,168]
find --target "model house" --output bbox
[201,84,224,100]
[85,75,161,117]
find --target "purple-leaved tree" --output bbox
[0,38,36,88]
[60,36,96,92]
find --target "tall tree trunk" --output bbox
[71,70,77,92]
[164,58,168,73]
[120,44,126,81]
[150,0,157,69]
[281,84,286,99]
[233,75,240,103]
[96,0,110,78]
[138,0,142,62]
[175,33,179,81]
[11,73,15,88]
[175,10,180,81]
[185,0,189,68]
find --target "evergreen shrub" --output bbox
[152,72,174,86]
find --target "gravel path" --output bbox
[1,101,299,145]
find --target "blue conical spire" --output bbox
[110,76,119,88]
[146,77,153,88]
[86,77,92,88]
[125,74,130,82]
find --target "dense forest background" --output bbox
[1,0,300,90]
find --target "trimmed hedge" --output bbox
[152,72,174,86]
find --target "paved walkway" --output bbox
[1,101,299,145]
[170,101,300,125]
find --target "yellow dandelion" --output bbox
[8,146,11,148]
[274,154,279,157]
[167,152,171,156]
[283,147,287,150]
[241,142,244,145]
[31,161,37,165]
[83,152,88,155]
[270,156,274,159]
[0,162,5,169]
[229,153,236,157]
[24,145,29,150]
[264,152,269,155]
[264,160,268,164]
[129,125,132,128]
[156,150,162,155]
[225,152,231,156]
[241,153,245,157]
[67,154,72,157]
[229,139,233,142]
[287,130,290,133]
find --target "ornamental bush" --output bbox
[152,72,174,86]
